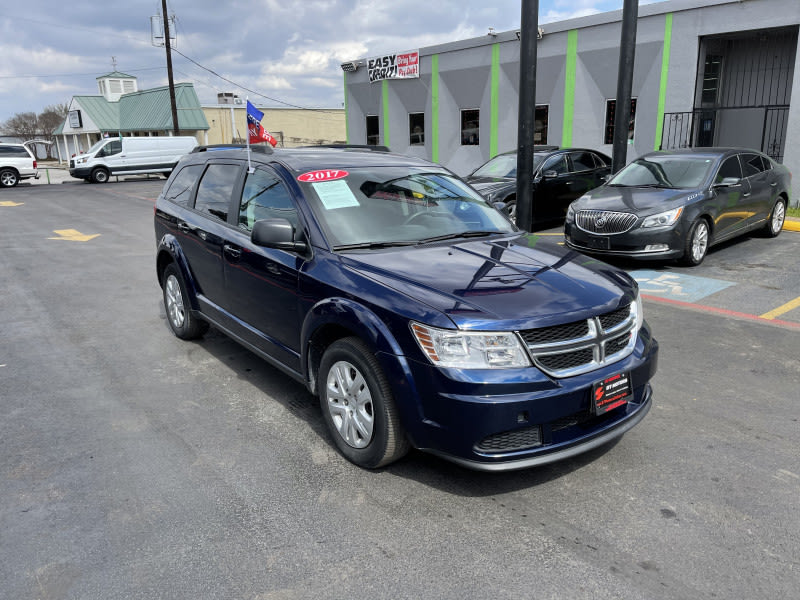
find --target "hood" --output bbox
[465,178,515,199]
[573,185,702,214]
[340,234,636,330]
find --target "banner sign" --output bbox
[368,50,419,83]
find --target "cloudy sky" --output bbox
[0,0,665,123]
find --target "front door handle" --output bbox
[223,244,241,259]
[177,222,192,233]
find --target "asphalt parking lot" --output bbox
[1,178,799,599]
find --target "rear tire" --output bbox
[318,337,409,469]
[91,167,110,184]
[0,168,19,187]
[762,198,786,238]
[162,263,208,339]
[680,219,709,266]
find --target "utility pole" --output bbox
[161,0,180,136]
[516,0,539,232]
[611,0,638,173]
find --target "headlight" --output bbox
[633,292,644,331]
[566,203,576,222]
[410,322,531,369]
[640,207,683,228]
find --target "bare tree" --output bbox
[1,112,38,141]
[38,104,69,158]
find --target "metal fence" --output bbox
[660,106,789,162]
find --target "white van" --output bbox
[69,136,198,183]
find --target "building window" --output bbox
[366,115,379,145]
[701,54,723,105]
[409,113,424,145]
[604,98,637,145]
[461,109,480,145]
[535,105,549,144]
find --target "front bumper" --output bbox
[396,325,659,471]
[69,166,92,179]
[564,221,686,259]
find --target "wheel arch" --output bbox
[301,298,424,438]
[155,234,203,311]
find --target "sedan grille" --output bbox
[576,210,638,234]
[519,302,638,378]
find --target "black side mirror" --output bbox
[542,170,558,179]
[713,177,741,187]
[251,218,307,252]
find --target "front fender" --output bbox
[156,233,203,311]
[301,297,426,437]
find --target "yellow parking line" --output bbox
[760,296,800,320]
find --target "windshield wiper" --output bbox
[333,240,418,251]
[633,183,673,188]
[417,230,501,244]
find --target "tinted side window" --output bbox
[592,153,609,167]
[238,168,298,231]
[741,153,765,177]
[164,164,204,207]
[569,151,596,172]
[194,163,240,221]
[541,154,568,175]
[716,157,742,183]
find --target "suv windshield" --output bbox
[299,168,515,248]
[609,155,715,189]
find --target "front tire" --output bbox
[318,337,409,469]
[0,168,19,187]
[762,198,786,238]
[162,263,208,339]
[91,167,110,184]
[681,219,709,266]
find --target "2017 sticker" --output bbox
[297,170,349,183]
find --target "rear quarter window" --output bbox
[163,164,204,206]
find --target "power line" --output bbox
[170,48,341,113]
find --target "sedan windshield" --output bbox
[609,155,715,189]
[299,168,516,248]
[470,153,547,178]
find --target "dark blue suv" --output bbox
[154,147,658,471]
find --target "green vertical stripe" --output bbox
[562,29,578,146]
[343,71,349,144]
[490,44,500,158]
[382,79,390,148]
[431,54,439,163]
[654,13,673,151]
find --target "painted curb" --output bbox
[785,219,800,232]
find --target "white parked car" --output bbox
[0,143,39,188]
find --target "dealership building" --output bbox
[342,0,800,206]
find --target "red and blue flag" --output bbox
[247,100,277,147]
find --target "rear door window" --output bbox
[568,151,596,172]
[193,163,241,221]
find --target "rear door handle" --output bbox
[770,182,777,187]
[177,222,192,233]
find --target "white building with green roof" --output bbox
[54,72,209,163]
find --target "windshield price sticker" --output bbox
[592,371,632,415]
[298,170,348,183]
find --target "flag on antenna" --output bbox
[246,101,278,147]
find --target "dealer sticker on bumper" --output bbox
[592,372,632,415]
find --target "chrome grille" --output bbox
[576,210,638,234]
[519,302,638,378]
[476,425,542,453]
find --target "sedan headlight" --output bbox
[640,207,683,228]
[566,203,576,222]
[410,322,531,369]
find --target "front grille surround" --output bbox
[518,302,639,378]
[576,210,638,235]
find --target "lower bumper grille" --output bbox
[476,425,542,454]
